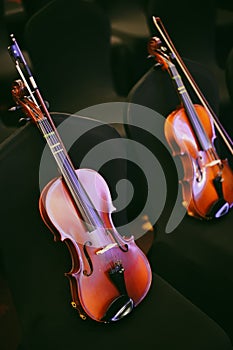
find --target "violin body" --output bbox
[39,168,152,322]
[165,104,233,219]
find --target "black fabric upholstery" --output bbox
[125,58,233,340]
[226,47,233,105]
[145,0,232,127]
[146,0,216,64]
[224,46,233,155]
[96,0,152,93]
[21,0,51,17]
[0,113,232,349]
[23,0,125,115]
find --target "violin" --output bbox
[148,20,233,220]
[8,35,152,323]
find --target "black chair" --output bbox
[21,0,51,18]
[215,1,233,70]
[96,0,152,94]
[0,112,232,350]
[22,0,128,124]
[225,47,233,136]
[145,0,232,130]
[226,47,233,105]
[125,57,233,342]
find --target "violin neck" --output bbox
[37,116,103,231]
[168,62,212,151]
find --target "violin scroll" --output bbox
[148,36,170,70]
[11,79,26,100]
[11,79,44,123]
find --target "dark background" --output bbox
[0,1,233,349]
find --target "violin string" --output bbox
[38,116,119,262]
[38,117,110,254]
[168,62,218,159]
[42,118,119,265]
[182,92,212,147]
[38,117,99,225]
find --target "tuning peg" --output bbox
[8,105,22,112]
[9,100,50,112]
[18,117,31,125]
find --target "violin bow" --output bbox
[152,16,233,156]
[8,34,58,130]
[8,34,71,160]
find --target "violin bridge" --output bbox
[204,159,222,168]
[96,243,117,255]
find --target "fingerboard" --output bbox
[168,60,212,151]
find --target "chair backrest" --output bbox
[226,47,233,105]
[144,0,233,115]
[21,0,51,17]
[225,47,233,137]
[145,0,216,64]
[23,0,121,115]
